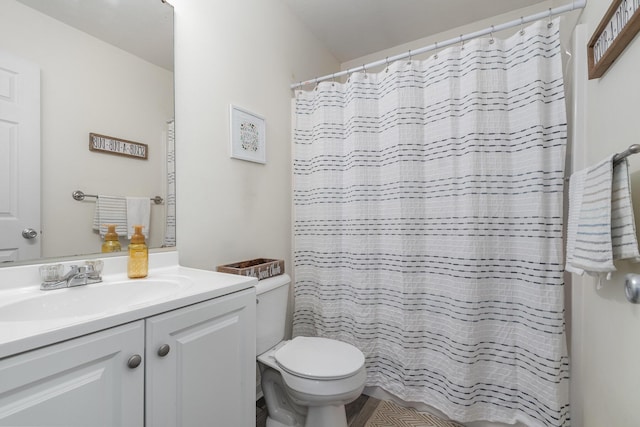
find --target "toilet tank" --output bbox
[255,274,291,356]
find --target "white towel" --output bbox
[126,197,150,239]
[565,156,640,282]
[570,156,615,276]
[611,159,640,262]
[93,195,127,238]
[565,169,586,275]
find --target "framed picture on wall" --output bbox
[229,105,266,164]
[587,0,640,79]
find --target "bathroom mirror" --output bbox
[0,0,174,264]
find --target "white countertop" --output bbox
[0,251,257,359]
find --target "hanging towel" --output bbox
[565,169,586,275]
[93,195,128,238]
[611,159,640,262]
[567,156,616,278]
[565,156,640,281]
[126,197,150,239]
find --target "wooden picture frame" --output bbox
[89,133,148,160]
[229,105,266,164]
[588,0,640,79]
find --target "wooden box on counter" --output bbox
[217,258,284,280]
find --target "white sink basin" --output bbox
[0,252,259,359]
[0,278,191,322]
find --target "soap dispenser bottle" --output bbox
[128,225,148,278]
[101,224,122,253]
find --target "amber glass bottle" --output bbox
[102,224,122,253]
[127,225,148,278]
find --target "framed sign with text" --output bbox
[229,105,266,164]
[89,133,148,160]
[588,0,640,79]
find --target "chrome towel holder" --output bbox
[613,144,640,164]
[72,190,163,205]
[612,144,640,304]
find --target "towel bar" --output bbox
[564,144,640,182]
[613,144,640,164]
[72,190,163,205]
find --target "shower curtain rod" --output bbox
[290,0,586,90]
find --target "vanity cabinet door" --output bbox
[0,320,145,426]
[145,289,256,427]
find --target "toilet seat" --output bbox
[274,336,365,380]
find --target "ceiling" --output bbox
[283,0,549,63]
[16,0,550,71]
[15,0,174,70]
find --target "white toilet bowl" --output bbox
[258,337,366,427]
[254,275,366,427]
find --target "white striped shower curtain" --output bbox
[292,20,569,427]
[163,119,176,247]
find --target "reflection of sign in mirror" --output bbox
[89,133,148,160]
[229,105,266,164]
[588,0,640,79]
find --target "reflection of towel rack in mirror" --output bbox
[613,144,640,164]
[72,190,163,205]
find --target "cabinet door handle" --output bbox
[127,354,142,369]
[157,344,171,357]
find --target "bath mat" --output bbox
[364,400,463,427]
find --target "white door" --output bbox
[0,321,145,426]
[0,49,40,263]
[145,290,257,427]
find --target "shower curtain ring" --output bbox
[385,57,390,72]
[362,64,367,78]
[460,35,465,50]
[434,41,439,59]
[331,73,336,87]
[547,8,553,28]
[520,17,525,36]
[408,49,412,64]
[489,25,495,44]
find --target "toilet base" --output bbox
[305,405,348,427]
[266,404,348,427]
[266,417,296,427]
[261,367,306,427]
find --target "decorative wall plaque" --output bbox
[229,105,266,164]
[89,133,148,160]
[588,0,640,79]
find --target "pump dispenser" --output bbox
[127,225,148,278]
[101,224,122,253]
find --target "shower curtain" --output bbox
[292,19,569,427]
[163,119,176,247]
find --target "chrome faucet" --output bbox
[40,264,102,291]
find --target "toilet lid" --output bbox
[274,336,365,380]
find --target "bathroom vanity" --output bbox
[0,252,257,427]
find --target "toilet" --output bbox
[255,274,366,427]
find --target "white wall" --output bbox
[0,0,173,257]
[570,1,640,426]
[341,2,569,73]
[174,0,640,424]
[173,0,338,275]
